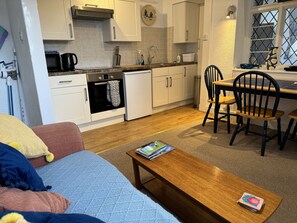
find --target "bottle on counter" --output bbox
[137,50,144,65]
[177,54,181,63]
[140,54,144,65]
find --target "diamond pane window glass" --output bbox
[253,0,277,7]
[280,7,297,65]
[249,10,278,65]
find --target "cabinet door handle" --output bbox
[69,23,73,39]
[113,26,116,40]
[170,77,172,87]
[95,82,107,85]
[85,4,98,7]
[59,80,72,84]
[184,67,186,77]
[84,88,88,102]
[166,77,169,88]
[186,30,189,41]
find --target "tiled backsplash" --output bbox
[44,20,197,69]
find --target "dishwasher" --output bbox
[123,70,152,121]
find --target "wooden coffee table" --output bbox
[127,147,282,223]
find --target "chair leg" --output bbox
[277,118,281,145]
[261,121,268,156]
[291,122,297,140]
[227,105,231,134]
[280,118,294,150]
[236,115,243,126]
[229,116,242,145]
[245,118,250,135]
[202,103,212,126]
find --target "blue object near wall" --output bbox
[0,25,8,50]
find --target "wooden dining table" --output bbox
[212,78,297,133]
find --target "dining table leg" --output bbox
[214,85,220,133]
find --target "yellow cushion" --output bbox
[0,114,54,162]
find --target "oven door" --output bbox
[88,80,125,113]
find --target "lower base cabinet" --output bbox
[152,64,197,108]
[49,74,91,125]
[152,67,183,107]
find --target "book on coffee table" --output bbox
[237,192,265,212]
[136,140,174,160]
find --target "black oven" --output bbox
[86,70,125,114]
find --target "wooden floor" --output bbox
[82,105,205,154]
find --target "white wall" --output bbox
[6,0,54,126]
[200,0,238,112]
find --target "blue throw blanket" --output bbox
[36,151,180,223]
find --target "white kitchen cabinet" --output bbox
[37,0,74,40]
[168,66,184,103]
[152,68,169,107]
[173,2,199,43]
[182,64,197,100]
[49,74,91,125]
[70,0,112,8]
[102,0,141,42]
[152,67,183,107]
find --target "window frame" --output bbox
[248,0,297,66]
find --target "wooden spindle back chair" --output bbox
[202,65,236,133]
[229,71,284,156]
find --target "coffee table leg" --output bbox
[132,159,142,189]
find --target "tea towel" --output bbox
[107,80,121,107]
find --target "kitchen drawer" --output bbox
[152,67,169,77]
[49,74,87,88]
[169,66,184,75]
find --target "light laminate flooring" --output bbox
[82,105,205,154]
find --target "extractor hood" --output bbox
[71,6,114,21]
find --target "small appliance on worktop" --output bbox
[45,51,62,72]
[61,53,78,71]
[45,51,78,72]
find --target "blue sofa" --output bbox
[30,122,179,223]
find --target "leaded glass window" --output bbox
[280,7,297,65]
[254,0,277,6]
[249,1,297,66]
[249,10,278,65]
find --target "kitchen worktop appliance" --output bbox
[86,69,125,121]
[61,53,78,71]
[45,51,62,72]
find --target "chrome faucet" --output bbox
[148,45,158,65]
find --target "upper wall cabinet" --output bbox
[70,0,113,9]
[173,2,199,43]
[37,0,74,40]
[102,0,141,42]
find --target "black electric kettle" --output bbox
[61,53,78,71]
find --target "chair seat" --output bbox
[236,106,284,121]
[288,109,297,120]
[208,96,236,105]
